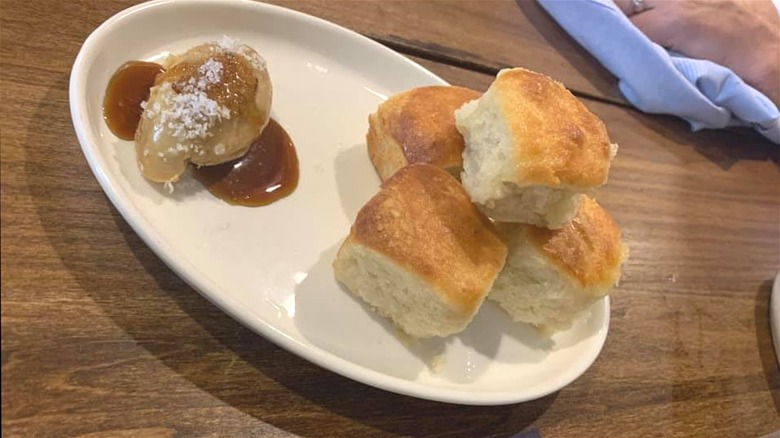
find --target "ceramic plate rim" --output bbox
[69,0,609,405]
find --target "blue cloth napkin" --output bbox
[537,0,780,144]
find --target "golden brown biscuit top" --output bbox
[492,68,613,188]
[526,196,624,291]
[379,86,481,167]
[350,164,507,312]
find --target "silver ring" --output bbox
[631,0,649,14]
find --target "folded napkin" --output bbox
[537,0,780,144]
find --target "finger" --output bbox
[611,0,634,16]
[629,7,677,47]
[612,0,655,17]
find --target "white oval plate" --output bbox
[70,0,609,405]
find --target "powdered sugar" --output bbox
[197,58,223,88]
[143,57,231,153]
[216,35,242,53]
[214,35,266,70]
[161,81,231,140]
[145,101,162,119]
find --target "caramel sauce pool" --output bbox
[103,61,165,140]
[193,119,299,206]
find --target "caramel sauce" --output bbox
[103,61,164,140]
[193,119,299,206]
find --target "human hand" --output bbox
[613,0,780,109]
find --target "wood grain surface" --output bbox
[2,1,779,437]
[260,0,627,104]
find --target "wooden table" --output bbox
[2,1,778,436]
